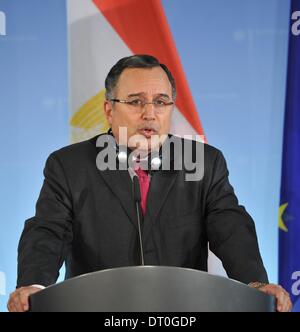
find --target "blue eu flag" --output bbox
[279,0,300,311]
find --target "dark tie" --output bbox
[135,168,150,215]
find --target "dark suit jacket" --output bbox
[17,134,268,287]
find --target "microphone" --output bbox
[128,168,145,266]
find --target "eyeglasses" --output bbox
[109,98,174,112]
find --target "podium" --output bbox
[29,266,274,312]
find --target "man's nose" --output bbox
[142,103,156,121]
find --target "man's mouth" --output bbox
[139,128,157,138]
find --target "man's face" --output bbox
[104,66,174,151]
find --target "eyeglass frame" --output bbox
[108,98,174,110]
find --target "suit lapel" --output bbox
[142,134,180,241]
[98,169,138,231]
[94,133,137,230]
[142,169,179,241]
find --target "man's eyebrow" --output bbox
[127,93,171,99]
[127,93,144,98]
[155,93,171,99]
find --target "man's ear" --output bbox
[103,100,113,125]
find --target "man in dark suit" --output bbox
[8,55,291,312]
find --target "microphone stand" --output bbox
[129,168,145,266]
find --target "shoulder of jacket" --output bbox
[49,135,100,159]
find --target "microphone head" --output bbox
[150,156,161,171]
[117,150,128,164]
